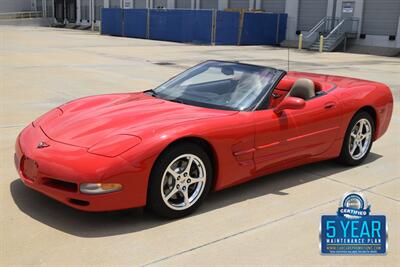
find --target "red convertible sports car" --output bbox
[15,61,393,218]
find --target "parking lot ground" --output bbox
[0,26,399,266]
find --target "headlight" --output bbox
[80,183,122,194]
[88,134,141,157]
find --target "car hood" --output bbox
[40,92,236,148]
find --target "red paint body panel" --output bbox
[15,71,393,211]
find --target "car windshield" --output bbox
[151,61,282,111]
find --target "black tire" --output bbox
[147,142,213,219]
[337,111,375,166]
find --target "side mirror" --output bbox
[274,97,305,114]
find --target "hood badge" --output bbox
[37,141,50,149]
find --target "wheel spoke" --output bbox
[167,167,180,180]
[357,121,364,134]
[351,132,357,139]
[184,156,194,173]
[182,189,189,206]
[350,143,357,155]
[357,142,363,153]
[188,176,205,186]
[165,187,179,200]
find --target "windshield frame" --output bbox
[149,60,286,111]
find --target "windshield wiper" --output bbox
[144,89,158,97]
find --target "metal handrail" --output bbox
[305,18,325,39]
[325,19,345,39]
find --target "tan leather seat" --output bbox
[288,78,315,100]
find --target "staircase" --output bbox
[303,17,359,52]
[308,32,346,52]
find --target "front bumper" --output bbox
[15,124,150,212]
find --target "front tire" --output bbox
[338,111,375,166]
[148,143,213,219]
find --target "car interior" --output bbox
[156,64,336,111]
[268,76,331,109]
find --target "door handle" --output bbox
[324,102,336,109]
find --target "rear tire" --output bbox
[337,111,375,166]
[148,142,213,219]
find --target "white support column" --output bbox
[52,0,56,22]
[326,0,334,17]
[76,0,81,23]
[285,0,299,41]
[255,0,261,9]
[90,0,94,30]
[356,0,363,34]
[195,0,200,9]
[104,0,109,8]
[219,0,228,10]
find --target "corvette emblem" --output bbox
[37,141,50,149]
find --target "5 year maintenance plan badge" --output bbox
[320,192,387,255]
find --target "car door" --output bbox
[253,93,341,172]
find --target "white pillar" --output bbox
[104,0,109,8]
[76,0,81,23]
[326,0,334,17]
[285,0,299,41]
[90,0,94,30]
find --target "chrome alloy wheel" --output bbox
[348,118,372,160]
[160,154,207,210]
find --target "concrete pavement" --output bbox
[0,26,399,266]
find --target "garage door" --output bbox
[154,0,167,8]
[200,0,218,9]
[298,0,328,31]
[362,0,400,35]
[261,0,286,13]
[228,0,249,9]
[134,0,147,8]
[176,0,191,9]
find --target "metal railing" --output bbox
[325,18,359,42]
[325,19,345,40]
[302,17,359,50]
[0,11,43,20]
[302,17,341,47]
[304,18,325,39]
